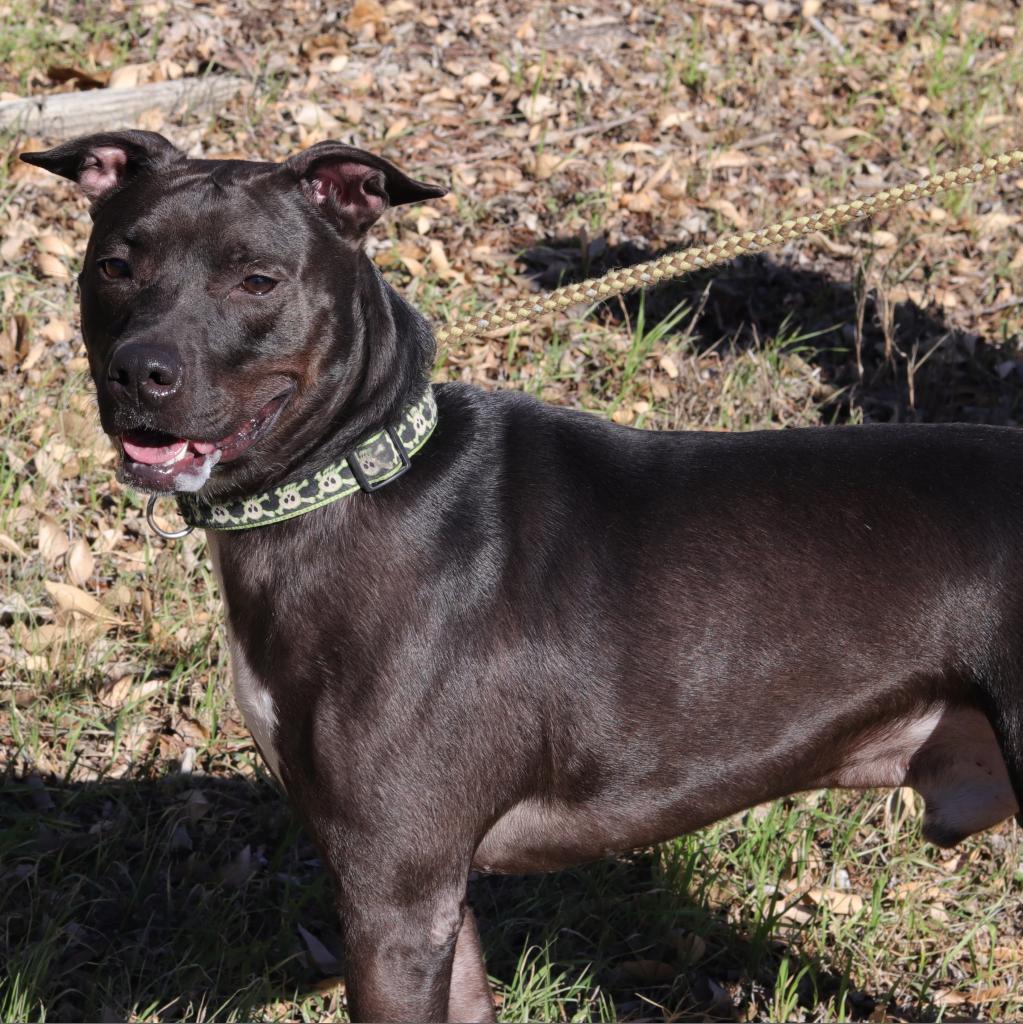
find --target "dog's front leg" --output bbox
[333,863,480,1023]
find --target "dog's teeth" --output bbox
[156,442,189,465]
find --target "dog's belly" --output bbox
[473,703,1017,873]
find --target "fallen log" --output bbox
[0,75,247,137]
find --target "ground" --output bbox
[2,1,1022,1021]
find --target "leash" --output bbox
[434,149,1023,345]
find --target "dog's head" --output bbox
[22,130,446,497]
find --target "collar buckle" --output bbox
[348,424,411,493]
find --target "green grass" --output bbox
[3,1,1023,1020]
[0,0,159,93]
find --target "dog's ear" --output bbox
[20,130,183,208]
[285,142,447,238]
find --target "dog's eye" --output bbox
[241,275,278,295]
[98,257,131,280]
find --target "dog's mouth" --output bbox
[118,389,293,493]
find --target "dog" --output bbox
[22,130,1023,1022]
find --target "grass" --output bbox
[3,0,1023,1020]
[0,0,159,94]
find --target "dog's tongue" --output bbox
[122,437,187,465]
[121,434,218,465]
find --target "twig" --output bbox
[808,16,846,59]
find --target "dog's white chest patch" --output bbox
[206,538,282,782]
[227,634,282,781]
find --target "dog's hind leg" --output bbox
[447,905,496,1023]
[975,654,1023,830]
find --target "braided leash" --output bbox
[434,149,1023,345]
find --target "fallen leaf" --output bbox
[40,319,73,343]
[517,93,557,124]
[21,343,47,372]
[620,191,656,213]
[384,117,409,141]
[672,930,706,965]
[67,538,95,587]
[1,231,30,262]
[44,581,120,623]
[46,65,105,90]
[531,152,561,180]
[706,197,748,229]
[33,448,63,489]
[294,101,341,131]
[37,234,76,258]
[659,354,679,379]
[173,714,210,745]
[36,253,70,279]
[137,107,166,132]
[806,887,863,915]
[822,126,875,143]
[708,150,751,170]
[779,901,815,925]
[108,63,150,90]
[0,533,27,558]
[461,70,491,92]
[219,844,254,888]
[977,211,1018,233]
[298,923,343,975]
[38,517,70,564]
[346,0,385,33]
[427,238,454,280]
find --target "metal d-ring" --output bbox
[146,494,194,539]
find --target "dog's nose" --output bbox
[107,341,184,406]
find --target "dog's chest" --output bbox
[206,537,283,781]
[226,632,283,780]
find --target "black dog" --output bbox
[23,130,1023,1022]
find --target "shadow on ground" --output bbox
[521,236,1023,426]
[3,770,893,1022]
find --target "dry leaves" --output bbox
[38,516,69,564]
[36,252,70,279]
[98,675,163,709]
[44,580,120,623]
[67,538,94,586]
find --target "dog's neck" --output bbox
[293,258,436,476]
[214,256,435,500]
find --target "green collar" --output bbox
[169,387,438,532]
